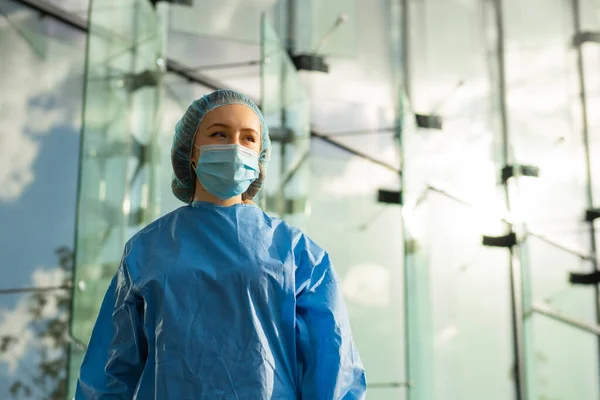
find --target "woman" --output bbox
[75,90,367,399]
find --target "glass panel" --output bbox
[260,16,310,228]
[289,0,357,57]
[290,0,405,397]
[156,74,214,216]
[261,14,405,399]
[302,0,403,162]
[502,0,600,398]
[67,0,165,396]
[169,0,275,44]
[403,0,514,398]
[46,0,91,19]
[579,0,600,214]
[0,9,85,400]
[308,145,404,399]
[0,0,47,58]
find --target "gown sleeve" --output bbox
[295,236,367,400]
[75,260,147,399]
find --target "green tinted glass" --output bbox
[67,0,165,396]
[292,0,357,57]
[259,16,310,227]
[0,0,47,58]
[169,0,275,44]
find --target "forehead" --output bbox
[200,104,261,129]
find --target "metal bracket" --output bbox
[377,189,402,205]
[415,113,443,130]
[368,381,412,388]
[149,0,193,8]
[501,164,539,183]
[572,31,600,46]
[289,53,329,73]
[482,232,517,248]
[269,127,295,144]
[570,270,600,285]
[530,302,600,336]
[67,334,88,352]
[585,208,600,222]
[120,70,160,93]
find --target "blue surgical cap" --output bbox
[171,89,271,203]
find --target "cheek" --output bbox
[251,141,262,155]
[241,140,261,155]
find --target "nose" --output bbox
[227,132,241,146]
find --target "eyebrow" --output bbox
[207,123,259,135]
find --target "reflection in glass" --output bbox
[260,16,310,228]
[67,0,165,396]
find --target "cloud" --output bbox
[0,299,34,374]
[341,264,391,307]
[0,14,83,202]
[320,148,400,197]
[435,325,459,348]
[0,266,66,374]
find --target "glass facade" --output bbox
[259,15,310,228]
[296,1,406,398]
[0,1,86,398]
[1,0,600,399]
[67,0,165,396]
[402,2,514,397]
[402,0,600,399]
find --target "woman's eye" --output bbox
[210,131,227,138]
[243,136,256,143]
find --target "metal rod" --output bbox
[0,1,45,58]
[313,13,347,54]
[11,0,87,30]
[279,150,309,190]
[571,0,600,385]
[67,334,88,352]
[12,0,393,175]
[318,126,398,137]
[11,0,237,93]
[0,285,71,295]
[572,0,597,213]
[311,130,401,174]
[368,381,411,389]
[165,58,240,93]
[492,0,526,398]
[66,0,94,387]
[287,0,296,52]
[277,0,293,216]
[427,185,478,211]
[399,0,415,398]
[427,184,596,262]
[530,303,600,336]
[184,59,262,71]
[526,232,595,262]
[401,0,411,100]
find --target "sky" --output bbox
[0,2,86,394]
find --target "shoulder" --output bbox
[252,207,307,243]
[262,212,327,264]
[244,206,326,257]
[120,206,191,279]
[125,206,188,251]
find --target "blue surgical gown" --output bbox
[75,201,366,399]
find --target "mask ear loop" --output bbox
[191,143,200,170]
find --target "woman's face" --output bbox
[192,104,262,162]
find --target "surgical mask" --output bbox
[193,144,260,200]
